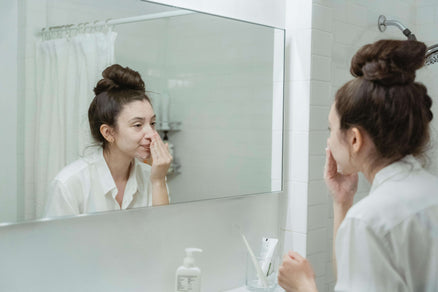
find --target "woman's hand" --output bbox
[278,251,318,292]
[324,147,358,206]
[149,132,172,183]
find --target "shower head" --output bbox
[378,15,437,66]
[426,44,438,65]
[378,15,417,40]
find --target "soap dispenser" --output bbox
[175,248,203,292]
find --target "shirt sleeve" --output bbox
[335,218,408,292]
[44,179,79,218]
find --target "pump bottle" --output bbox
[175,248,203,292]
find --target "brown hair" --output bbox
[335,40,433,162]
[88,64,151,148]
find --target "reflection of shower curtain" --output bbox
[24,31,117,219]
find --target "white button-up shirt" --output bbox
[335,155,438,292]
[45,147,157,218]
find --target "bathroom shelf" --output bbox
[167,161,181,176]
[156,121,182,131]
[155,121,182,176]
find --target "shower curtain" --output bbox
[24,30,117,219]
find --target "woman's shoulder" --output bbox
[53,158,90,183]
[53,148,102,184]
[346,168,438,234]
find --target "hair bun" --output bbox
[350,40,427,86]
[94,64,145,95]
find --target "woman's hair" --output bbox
[335,39,433,162]
[88,64,151,148]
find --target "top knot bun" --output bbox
[350,40,427,86]
[94,64,145,95]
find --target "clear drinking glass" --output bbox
[245,254,278,291]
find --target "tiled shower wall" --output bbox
[417,0,438,176]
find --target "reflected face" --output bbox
[327,103,353,175]
[113,100,156,160]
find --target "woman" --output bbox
[45,64,172,217]
[278,40,438,291]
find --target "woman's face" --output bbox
[112,99,156,160]
[327,103,354,175]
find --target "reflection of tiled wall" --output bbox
[115,15,275,202]
[20,0,276,205]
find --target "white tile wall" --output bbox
[312,4,333,32]
[284,181,308,233]
[113,13,279,202]
[280,2,313,285]
[417,1,438,176]
[310,80,331,106]
[289,132,309,182]
[289,81,311,133]
[280,230,307,257]
[307,227,327,254]
[308,180,328,206]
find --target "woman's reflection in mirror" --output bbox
[45,64,172,217]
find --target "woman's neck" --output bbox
[361,156,392,184]
[103,147,132,183]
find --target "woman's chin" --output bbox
[135,151,150,161]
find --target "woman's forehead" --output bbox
[119,100,154,119]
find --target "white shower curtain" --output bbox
[24,31,117,219]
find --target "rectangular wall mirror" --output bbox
[4,0,284,224]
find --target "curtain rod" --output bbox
[41,10,194,33]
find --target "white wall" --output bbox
[0,195,281,292]
[0,1,18,222]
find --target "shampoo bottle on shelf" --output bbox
[163,131,174,174]
[175,248,203,292]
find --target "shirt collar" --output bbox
[370,155,421,195]
[96,148,117,196]
[124,160,139,200]
[95,148,139,198]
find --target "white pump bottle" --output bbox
[175,248,203,292]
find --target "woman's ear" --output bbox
[100,124,115,143]
[349,127,363,154]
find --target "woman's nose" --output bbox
[144,127,156,139]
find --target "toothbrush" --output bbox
[240,233,268,288]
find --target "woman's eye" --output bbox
[151,122,156,127]
[134,124,142,128]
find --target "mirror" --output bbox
[4,0,284,224]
